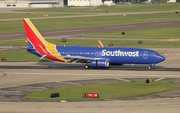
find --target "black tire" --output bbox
[84,65,90,69]
[148,66,151,69]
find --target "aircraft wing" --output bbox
[61,55,107,63]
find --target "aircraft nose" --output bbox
[158,55,166,62]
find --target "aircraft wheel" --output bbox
[84,65,90,69]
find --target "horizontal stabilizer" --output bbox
[27,48,36,50]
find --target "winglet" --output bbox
[98,40,104,48]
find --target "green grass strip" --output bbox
[25,82,180,100]
[0,12,179,33]
[0,50,40,62]
[0,39,180,47]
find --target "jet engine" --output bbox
[90,60,109,68]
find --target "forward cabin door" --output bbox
[143,51,148,59]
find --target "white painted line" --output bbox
[163,54,180,56]
[48,29,84,34]
[60,100,67,102]
[44,34,83,39]
[154,22,173,26]
[105,25,136,29]
[7,72,121,76]
[115,78,131,82]
[0,34,23,37]
[154,77,165,82]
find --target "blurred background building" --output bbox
[0,0,64,8]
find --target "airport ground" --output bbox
[0,61,180,113]
[0,47,180,113]
[0,8,180,113]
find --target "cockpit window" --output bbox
[152,53,158,56]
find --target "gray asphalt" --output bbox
[0,67,180,113]
[0,98,179,113]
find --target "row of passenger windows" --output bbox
[51,52,159,56]
[51,52,94,55]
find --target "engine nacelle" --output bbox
[90,60,109,68]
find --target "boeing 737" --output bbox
[23,18,165,69]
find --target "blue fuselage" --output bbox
[28,45,165,68]
[55,46,165,65]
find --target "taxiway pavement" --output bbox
[0,98,180,113]
[0,68,180,113]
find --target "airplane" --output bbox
[23,18,165,69]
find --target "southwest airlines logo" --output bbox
[101,50,139,57]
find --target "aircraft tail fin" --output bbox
[23,18,52,49]
[23,18,53,55]
[23,18,65,62]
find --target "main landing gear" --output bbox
[84,64,91,69]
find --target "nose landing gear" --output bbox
[148,64,156,69]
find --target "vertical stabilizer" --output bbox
[23,18,51,48]
[23,18,65,62]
